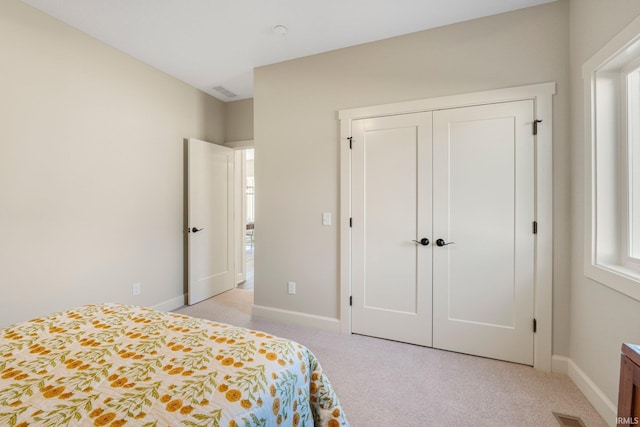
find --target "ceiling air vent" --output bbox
[213,86,237,98]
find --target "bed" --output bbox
[0,303,349,426]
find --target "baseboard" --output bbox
[151,295,186,313]
[552,354,569,374]
[252,304,341,333]
[236,272,245,285]
[567,358,617,426]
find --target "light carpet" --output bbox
[174,289,607,427]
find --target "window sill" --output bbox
[585,262,640,302]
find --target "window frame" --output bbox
[583,14,640,301]
[623,61,640,268]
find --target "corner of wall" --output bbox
[567,358,617,425]
[552,355,616,425]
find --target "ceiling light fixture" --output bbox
[272,24,288,36]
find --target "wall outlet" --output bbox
[287,281,296,295]
[132,282,141,296]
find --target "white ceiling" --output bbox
[20,0,556,102]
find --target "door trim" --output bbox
[338,82,556,371]
[234,150,246,285]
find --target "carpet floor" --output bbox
[174,288,607,427]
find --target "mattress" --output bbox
[0,303,349,426]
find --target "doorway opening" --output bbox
[239,148,255,290]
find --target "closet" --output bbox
[340,84,554,368]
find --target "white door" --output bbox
[187,138,235,305]
[432,100,535,365]
[351,112,433,347]
[350,100,535,365]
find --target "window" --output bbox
[628,66,640,262]
[584,15,640,300]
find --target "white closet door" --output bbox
[432,100,535,365]
[351,112,433,347]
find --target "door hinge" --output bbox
[349,296,353,306]
[347,136,353,149]
[533,221,538,234]
[533,318,537,333]
[350,218,352,228]
[533,119,543,135]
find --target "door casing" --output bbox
[338,82,555,371]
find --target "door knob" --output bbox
[191,227,204,233]
[435,239,455,247]
[413,238,430,246]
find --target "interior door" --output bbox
[349,100,536,365]
[187,138,235,305]
[351,112,433,347]
[432,100,535,365]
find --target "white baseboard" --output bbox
[552,354,569,374]
[252,304,341,333]
[151,295,186,313]
[553,355,617,426]
[567,358,617,426]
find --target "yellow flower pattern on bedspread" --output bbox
[0,304,349,427]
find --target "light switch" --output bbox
[322,212,332,226]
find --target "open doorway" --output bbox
[239,148,254,290]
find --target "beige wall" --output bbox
[254,1,571,353]
[569,0,640,409]
[224,98,254,143]
[0,0,224,327]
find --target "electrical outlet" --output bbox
[287,281,296,295]
[132,282,141,296]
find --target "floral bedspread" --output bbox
[0,303,349,427]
